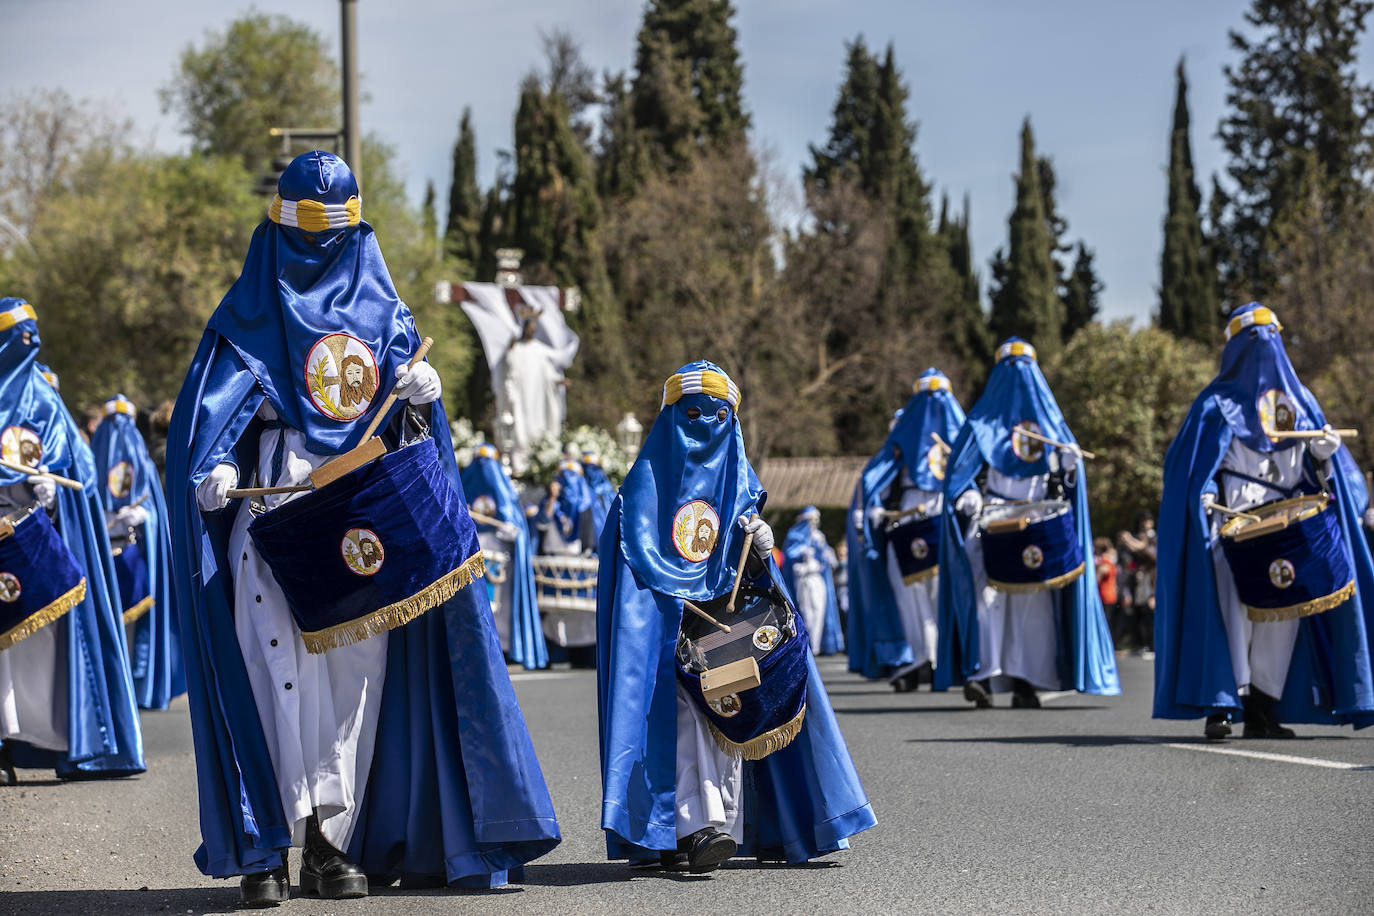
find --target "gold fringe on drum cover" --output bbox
[903,566,939,586]
[1247,579,1355,623]
[122,595,154,625]
[0,578,86,650]
[988,562,1086,595]
[707,704,807,761]
[300,551,486,654]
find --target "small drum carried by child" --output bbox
[978,499,1085,593]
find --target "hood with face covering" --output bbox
[0,298,81,485]
[614,360,764,601]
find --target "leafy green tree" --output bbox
[1214,0,1374,300]
[160,12,340,175]
[596,70,651,199]
[988,118,1063,359]
[1159,58,1219,344]
[1045,322,1215,535]
[444,108,482,270]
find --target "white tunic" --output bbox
[963,467,1062,691]
[883,468,941,671]
[1210,439,1306,698]
[227,420,388,850]
[675,682,743,842]
[792,540,832,655]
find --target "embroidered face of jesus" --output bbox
[339,354,377,409]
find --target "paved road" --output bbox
[2,655,1371,915]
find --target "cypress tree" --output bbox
[988,118,1063,359]
[1062,242,1102,338]
[942,192,993,372]
[805,38,881,194]
[421,180,439,263]
[1159,58,1218,343]
[596,70,651,199]
[444,108,482,270]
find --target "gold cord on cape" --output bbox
[706,704,806,761]
[300,551,485,654]
[1246,579,1354,623]
[988,562,1086,595]
[0,578,86,650]
[121,595,154,625]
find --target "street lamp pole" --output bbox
[341,0,361,181]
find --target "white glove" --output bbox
[394,361,442,405]
[1057,444,1082,473]
[1309,425,1342,462]
[498,521,520,542]
[851,509,864,531]
[196,463,238,512]
[801,545,816,562]
[116,504,149,528]
[955,489,983,516]
[1200,491,1217,512]
[739,514,774,557]
[28,467,55,510]
[866,505,889,529]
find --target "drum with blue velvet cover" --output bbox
[886,512,940,583]
[111,537,152,624]
[1218,493,1354,622]
[675,586,809,760]
[0,505,87,650]
[978,499,1085,593]
[248,436,483,654]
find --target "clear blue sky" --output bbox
[5,0,1370,322]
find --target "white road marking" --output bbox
[1139,738,1366,771]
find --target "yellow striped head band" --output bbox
[915,375,951,394]
[474,443,499,461]
[558,458,584,476]
[996,340,1037,363]
[269,195,362,232]
[662,369,741,411]
[581,451,601,466]
[1226,306,1282,341]
[104,396,136,418]
[0,302,37,332]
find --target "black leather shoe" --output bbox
[963,679,993,708]
[1010,679,1040,709]
[301,816,368,899]
[0,744,16,786]
[889,671,919,693]
[678,827,736,874]
[239,860,289,908]
[1204,713,1232,740]
[658,849,690,872]
[1241,690,1296,739]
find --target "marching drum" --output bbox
[978,499,1085,593]
[531,554,598,614]
[674,586,809,760]
[111,537,153,624]
[0,505,87,650]
[1219,493,1354,622]
[886,513,940,584]
[248,436,484,654]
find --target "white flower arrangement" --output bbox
[521,424,631,484]
[450,417,487,469]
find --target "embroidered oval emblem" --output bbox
[927,442,947,480]
[341,528,385,577]
[305,333,379,421]
[1,426,42,468]
[1022,545,1045,570]
[1269,558,1295,589]
[708,693,742,718]
[471,494,497,520]
[752,625,781,652]
[1258,388,1300,441]
[911,538,930,560]
[0,573,20,602]
[1011,421,1044,463]
[672,500,719,563]
[107,461,134,499]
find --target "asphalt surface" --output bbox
[1,654,1371,915]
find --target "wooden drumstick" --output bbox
[1269,428,1358,440]
[1012,424,1098,460]
[225,483,312,498]
[1205,502,1261,523]
[0,457,83,490]
[468,510,505,527]
[727,513,759,614]
[683,599,732,634]
[106,493,150,530]
[361,337,434,441]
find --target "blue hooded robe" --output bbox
[1153,303,1374,727]
[164,153,559,882]
[596,360,875,863]
[581,451,617,540]
[780,507,844,656]
[934,340,1120,696]
[0,298,144,777]
[91,395,184,709]
[460,443,549,670]
[853,369,966,678]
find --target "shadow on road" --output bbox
[837,704,1109,715]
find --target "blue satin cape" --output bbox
[0,299,144,776]
[582,458,617,541]
[597,360,874,862]
[780,509,844,656]
[1153,304,1374,725]
[934,342,1119,695]
[460,449,549,670]
[164,153,559,881]
[91,399,184,709]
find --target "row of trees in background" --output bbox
[2,0,1373,533]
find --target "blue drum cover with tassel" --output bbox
[0,507,87,650]
[885,514,940,583]
[1219,496,1354,622]
[248,436,482,653]
[981,501,1084,591]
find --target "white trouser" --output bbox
[965,530,1061,691]
[887,556,939,671]
[1212,546,1300,699]
[675,682,743,842]
[229,424,389,851]
[0,621,69,752]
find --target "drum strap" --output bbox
[1217,468,1308,501]
[259,418,288,486]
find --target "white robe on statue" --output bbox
[502,339,566,464]
[226,412,388,851]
